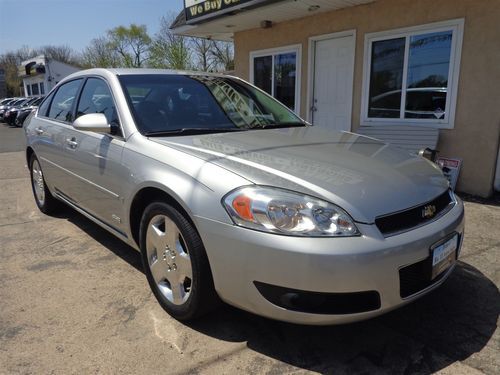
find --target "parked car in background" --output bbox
[0,98,15,106]
[24,69,464,325]
[369,88,447,119]
[15,96,44,127]
[0,98,22,121]
[4,97,37,126]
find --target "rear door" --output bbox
[59,77,128,232]
[29,79,83,192]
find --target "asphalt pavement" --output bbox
[0,122,498,374]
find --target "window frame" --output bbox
[45,78,84,124]
[361,19,464,129]
[249,44,302,115]
[74,76,124,138]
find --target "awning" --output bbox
[172,0,376,41]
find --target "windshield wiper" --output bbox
[144,127,248,137]
[248,122,308,129]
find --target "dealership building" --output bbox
[172,0,500,197]
[17,55,80,98]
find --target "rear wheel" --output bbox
[139,202,219,321]
[29,154,60,214]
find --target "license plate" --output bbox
[431,234,458,279]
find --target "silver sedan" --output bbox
[24,69,464,325]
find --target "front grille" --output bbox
[375,190,453,236]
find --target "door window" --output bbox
[47,79,82,123]
[76,78,119,126]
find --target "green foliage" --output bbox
[149,16,191,70]
[107,24,152,68]
[81,36,121,68]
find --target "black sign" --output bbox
[184,0,269,24]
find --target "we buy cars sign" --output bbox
[184,0,269,23]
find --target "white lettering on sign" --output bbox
[185,0,206,8]
[185,0,247,20]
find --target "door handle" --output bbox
[310,105,317,112]
[35,127,44,135]
[66,138,78,149]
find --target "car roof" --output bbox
[62,68,234,83]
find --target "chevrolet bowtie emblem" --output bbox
[422,205,437,219]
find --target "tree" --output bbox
[0,52,22,96]
[107,24,151,67]
[149,15,191,70]
[38,45,79,65]
[81,36,121,68]
[210,41,234,72]
[191,38,215,71]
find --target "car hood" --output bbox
[151,126,448,223]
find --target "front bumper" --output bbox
[195,197,465,325]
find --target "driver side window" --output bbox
[76,78,120,128]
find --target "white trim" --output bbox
[360,18,465,129]
[306,29,356,125]
[249,44,302,114]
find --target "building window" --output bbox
[362,19,464,128]
[26,85,31,96]
[250,45,301,113]
[31,83,39,96]
[40,82,45,95]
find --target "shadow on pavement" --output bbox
[54,206,144,274]
[58,207,498,373]
[188,264,499,373]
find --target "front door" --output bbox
[60,77,128,232]
[311,33,355,131]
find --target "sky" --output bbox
[0,0,185,55]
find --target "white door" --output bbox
[311,34,355,131]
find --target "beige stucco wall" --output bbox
[234,0,500,197]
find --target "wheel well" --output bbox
[129,187,197,248]
[26,147,34,165]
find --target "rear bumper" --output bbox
[196,196,464,325]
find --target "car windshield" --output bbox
[119,74,306,136]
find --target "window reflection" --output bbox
[368,38,405,118]
[254,56,272,95]
[405,31,452,119]
[252,51,297,112]
[367,29,454,121]
[274,52,296,111]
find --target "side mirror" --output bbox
[73,113,110,133]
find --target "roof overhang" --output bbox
[18,56,46,78]
[172,0,376,41]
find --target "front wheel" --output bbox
[139,202,219,321]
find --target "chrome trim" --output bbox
[40,156,120,199]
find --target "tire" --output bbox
[29,154,60,214]
[139,202,219,321]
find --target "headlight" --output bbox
[223,186,359,237]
